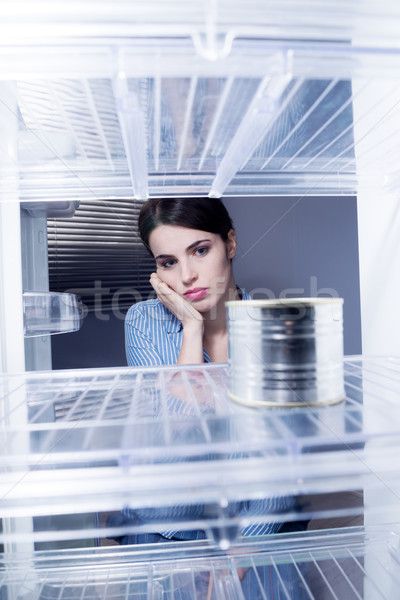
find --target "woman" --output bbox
[120,197,304,598]
[125,196,250,367]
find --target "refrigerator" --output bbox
[1,1,400,597]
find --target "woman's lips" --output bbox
[184,288,208,301]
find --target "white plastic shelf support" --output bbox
[21,210,52,370]
[209,71,294,198]
[0,83,25,373]
[0,81,35,598]
[113,59,149,200]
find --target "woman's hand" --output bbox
[150,272,204,331]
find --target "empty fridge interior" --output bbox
[2,3,400,598]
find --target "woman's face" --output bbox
[149,225,237,311]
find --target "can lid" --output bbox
[225,297,344,307]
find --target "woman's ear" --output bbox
[226,228,237,260]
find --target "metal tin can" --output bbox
[225,298,344,408]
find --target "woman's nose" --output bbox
[180,260,197,285]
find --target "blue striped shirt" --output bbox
[125,287,252,367]
[123,287,294,540]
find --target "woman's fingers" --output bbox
[149,273,203,326]
[150,273,176,301]
[149,272,164,292]
[150,274,180,309]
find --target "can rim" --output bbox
[227,389,345,408]
[225,297,344,307]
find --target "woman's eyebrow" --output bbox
[155,239,211,260]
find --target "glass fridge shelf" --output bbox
[1,34,400,201]
[0,525,399,599]
[0,356,400,543]
[23,292,83,337]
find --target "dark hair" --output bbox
[138,197,235,256]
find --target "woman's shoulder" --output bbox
[126,298,168,318]
[125,298,175,329]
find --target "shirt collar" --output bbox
[166,286,251,334]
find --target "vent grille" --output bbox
[48,199,155,312]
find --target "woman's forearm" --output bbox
[177,322,204,365]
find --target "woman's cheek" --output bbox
[159,272,177,291]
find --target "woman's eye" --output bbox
[195,246,209,257]
[160,259,176,269]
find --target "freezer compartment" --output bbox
[0,357,399,545]
[13,69,357,201]
[2,34,400,201]
[0,526,399,599]
[23,292,83,337]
